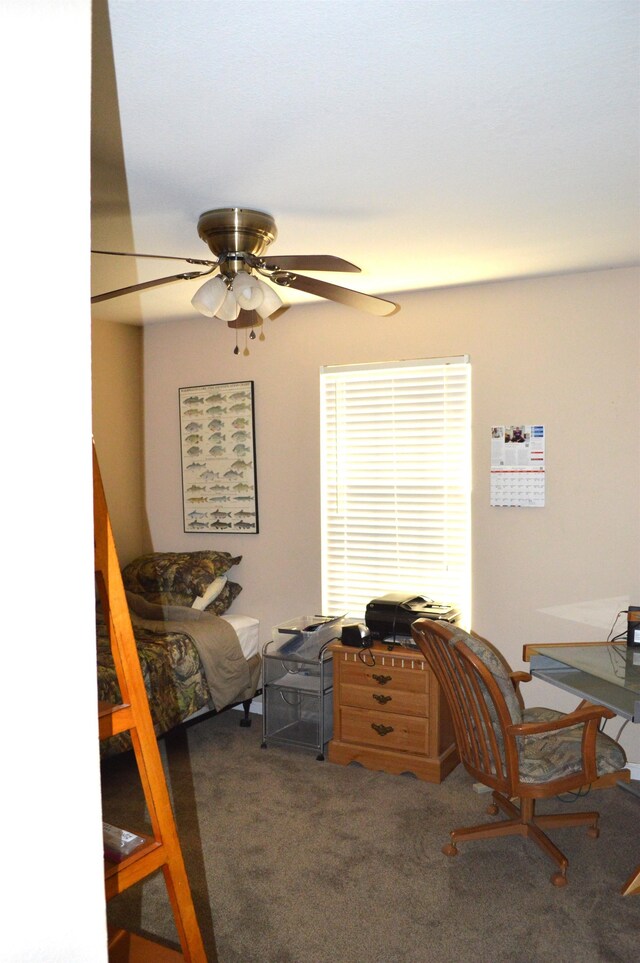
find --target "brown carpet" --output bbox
[101,709,640,963]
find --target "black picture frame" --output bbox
[179,381,258,533]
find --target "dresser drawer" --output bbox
[329,641,458,782]
[340,683,428,717]
[338,654,429,695]
[340,706,429,755]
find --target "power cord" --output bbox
[607,609,627,643]
[615,719,629,741]
[556,785,592,803]
[358,647,376,666]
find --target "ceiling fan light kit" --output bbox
[92,207,399,354]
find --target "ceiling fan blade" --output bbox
[92,249,216,266]
[91,269,212,304]
[274,273,398,317]
[259,255,361,273]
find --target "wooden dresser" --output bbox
[327,640,458,782]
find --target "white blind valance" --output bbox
[320,357,471,622]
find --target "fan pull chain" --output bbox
[231,312,264,355]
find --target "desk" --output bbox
[523,642,640,895]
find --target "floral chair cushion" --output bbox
[519,707,626,784]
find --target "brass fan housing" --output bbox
[197,208,277,260]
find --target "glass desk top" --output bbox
[529,643,640,722]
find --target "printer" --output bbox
[365,592,460,643]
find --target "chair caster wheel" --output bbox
[442,843,458,858]
[587,825,600,839]
[316,753,325,761]
[487,803,499,815]
[260,741,267,749]
[551,871,568,887]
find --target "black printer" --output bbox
[365,592,460,643]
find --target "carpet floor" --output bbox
[100,709,640,963]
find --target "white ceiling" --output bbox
[91,0,640,326]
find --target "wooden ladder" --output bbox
[94,445,212,962]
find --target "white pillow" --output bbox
[191,575,227,611]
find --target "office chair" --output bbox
[411,618,627,886]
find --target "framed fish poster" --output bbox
[179,381,259,534]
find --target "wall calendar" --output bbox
[490,425,545,508]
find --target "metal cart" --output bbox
[260,615,342,760]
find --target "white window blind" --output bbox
[320,357,471,622]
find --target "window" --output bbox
[320,356,471,622]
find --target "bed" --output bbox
[97,550,261,758]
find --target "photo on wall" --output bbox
[179,381,258,533]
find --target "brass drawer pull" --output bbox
[373,693,392,705]
[372,673,392,686]
[371,722,394,737]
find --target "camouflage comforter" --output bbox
[97,598,260,758]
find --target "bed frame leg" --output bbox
[239,699,252,727]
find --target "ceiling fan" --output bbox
[92,207,399,352]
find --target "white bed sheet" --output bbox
[222,614,260,660]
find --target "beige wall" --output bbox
[142,266,640,758]
[91,316,149,564]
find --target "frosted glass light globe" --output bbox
[190,275,227,317]
[255,279,284,318]
[233,272,264,310]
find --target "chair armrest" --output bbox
[509,671,531,686]
[507,702,615,737]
